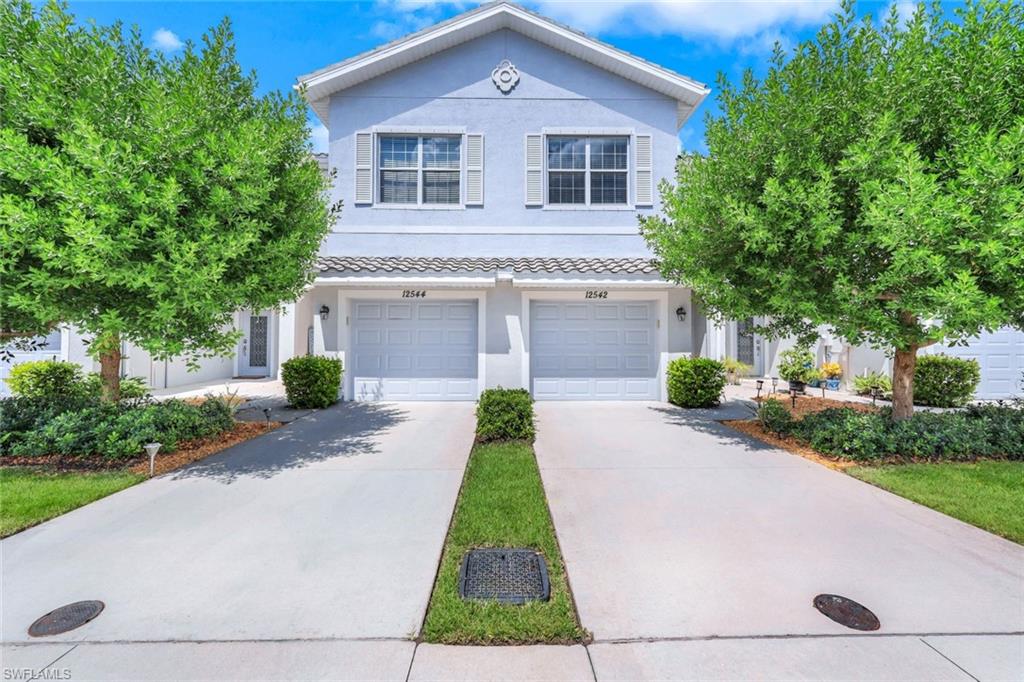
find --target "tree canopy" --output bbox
[0,1,339,398]
[642,0,1024,418]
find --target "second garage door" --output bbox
[350,299,478,401]
[938,328,1024,400]
[530,300,659,400]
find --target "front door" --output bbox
[736,318,760,374]
[239,311,271,377]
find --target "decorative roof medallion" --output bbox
[491,59,520,93]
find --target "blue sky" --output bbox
[69,1,927,153]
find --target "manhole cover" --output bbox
[459,548,550,604]
[813,594,880,631]
[28,600,105,637]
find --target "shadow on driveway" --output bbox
[174,401,408,483]
[646,400,776,453]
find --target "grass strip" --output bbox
[421,440,586,644]
[1,468,144,537]
[849,460,1024,544]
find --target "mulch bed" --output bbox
[754,393,880,418]
[722,418,856,471]
[1,421,281,476]
[721,393,880,470]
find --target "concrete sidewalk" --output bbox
[5,634,1021,680]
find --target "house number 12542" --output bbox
[402,290,427,298]
[585,290,608,299]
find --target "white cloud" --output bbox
[534,1,838,41]
[737,29,794,59]
[151,28,183,52]
[310,123,329,154]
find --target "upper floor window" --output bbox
[547,136,628,205]
[379,135,461,205]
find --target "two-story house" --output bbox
[270,1,709,401]
[6,2,1019,401]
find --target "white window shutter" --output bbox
[465,134,484,205]
[635,134,653,206]
[354,131,373,204]
[525,134,543,206]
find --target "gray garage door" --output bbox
[351,300,478,401]
[938,328,1024,400]
[530,300,659,400]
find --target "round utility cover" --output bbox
[813,594,880,631]
[28,600,105,637]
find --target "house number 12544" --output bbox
[585,290,608,299]
[402,290,427,298]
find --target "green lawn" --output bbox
[421,441,587,644]
[849,460,1024,544]
[0,468,144,537]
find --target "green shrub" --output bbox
[914,355,980,407]
[475,388,535,442]
[777,347,817,384]
[667,357,727,408]
[280,355,342,409]
[6,398,235,459]
[6,360,150,402]
[852,371,892,397]
[757,398,793,435]
[786,405,1024,461]
[6,361,86,399]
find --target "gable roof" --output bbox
[296,1,709,129]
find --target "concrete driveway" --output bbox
[536,401,1024,678]
[2,402,473,668]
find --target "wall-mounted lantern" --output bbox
[675,306,687,322]
[319,305,330,321]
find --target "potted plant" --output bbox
[821,362,842,391]
[777,346,816,393]
[722,357,752,385]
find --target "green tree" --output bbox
[643,0,1024,419]
[0,1,338,400]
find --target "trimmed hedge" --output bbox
[914,355,980,407]
[6,359,149,401]
[2,397,234,459]
[667,357,727,408]
[475,388,535,442]
[759,403,1024,461]
[281,355,343,409]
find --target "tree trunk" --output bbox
[98,336,121,403]
[891,345,917,420]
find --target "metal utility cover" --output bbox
[28,600,105,637]
[813,594,881,631]
[459,548,550,604]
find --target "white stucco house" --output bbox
[4,2,1021,401]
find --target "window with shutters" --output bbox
[378,135,461,205]
[546,136,628,205]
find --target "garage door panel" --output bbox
[534,330,559,346]
[940,328,1024,400]
[351,299,478,401]
[565,355,589,371]
[417,304,442,320]
[530,300,659,400]
[356,303,382,320]
[386,304,412,320]
[564,330,589,345]
[387,330,412,345]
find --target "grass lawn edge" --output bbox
[720,418,1023,545]
[1,420,282,539]
[420,439,589,645]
